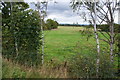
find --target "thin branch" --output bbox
[97,4,108,15]
[106,31,111,37]
[96,8,110,23]
[97,14,109,23]
[99,38,110,44]
[98,30,111,42]
[113,0,118,13]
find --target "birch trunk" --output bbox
[94,2,100,77]
[107,0,114,62]
[110,23,114,62]
[41,18,44,65]
[37,2,45,65]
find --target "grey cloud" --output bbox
[28,0,88,24]
[47,1,75,18]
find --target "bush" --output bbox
[68,52,116,78]
[45,19,59,30]
[2,2,42,66]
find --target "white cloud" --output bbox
[45,0,88,24]
[26,0,119,24]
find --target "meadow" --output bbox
[44,26,108,62]
[2,26,115,78]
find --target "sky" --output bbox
[24,0,119,24]
[45,0,88,24]
[24,0,90,24]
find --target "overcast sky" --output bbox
[25,0,119,24]
[45,0,88,24]
[25,0,90,24]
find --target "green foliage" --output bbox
[79,27,93,41]
[45,19,59,30]
[2,2,42,66]
[97,24,120,33]
[115,34,120,75]
[12,68,26,78]
[2,60,27,78]
[116,34,120,52]
[68,51,116,78]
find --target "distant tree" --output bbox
[45,19,59,30]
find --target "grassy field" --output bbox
[44,26,108,63]
[3,26,115,78]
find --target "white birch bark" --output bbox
[108,0,115,62]
[37,1,48,64]
[93,2,100,77]
[109,23,114,62]
[41,16,44,65]
[81,1,100,77]
[38,2,44,65]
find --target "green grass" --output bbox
[44,26,108,62]
[3,26,118,78]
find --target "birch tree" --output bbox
[70,0,101,77]
[70,0,119,77]
[35,0,48,64]
[96,0,119,63]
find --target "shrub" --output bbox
[45,19,59,30]
[68,52,116,78]
[2,2,42,66]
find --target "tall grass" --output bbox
[2,58,69,78]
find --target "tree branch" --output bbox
[98,30,111,42]
[99,38,110,44]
